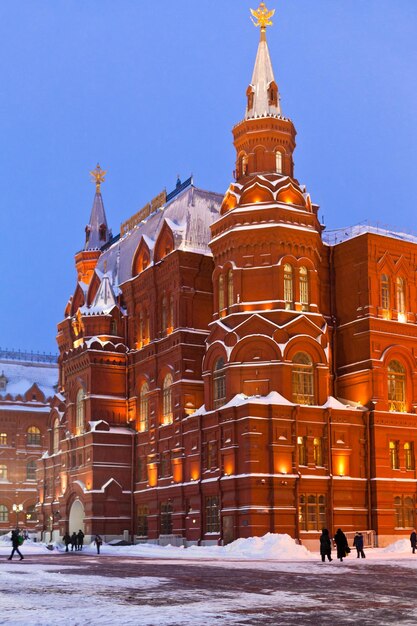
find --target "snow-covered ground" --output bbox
[1,534,417,625]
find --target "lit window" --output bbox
[284,264,293,309]
[276,151,283,174]
[0,505,8,522]
[381,274,390,310]
[228,270,234,309]
[292,353,314,405]
[313,437,323,466]
[139,383,149,432]
[388,360,406,412]
[299,266,309,311]
[218,275,225,312]
[0,433,7,445]
[241,154,248,177]
[213,358,226,409]
[0,465,7,481]
[76,388,85,435]
[162,373,173,425]
[405,442,415,471]
[297,436,307,466]
[53,419,60,454]
[389,440,400,470]
[394,495,415,529]
[27,426,41,446]
[396,277,406,315]
[299,494,326,531]
[26,461,36,481]
[205,496,220,533]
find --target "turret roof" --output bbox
[245,28,281,119]
[84,191,111,251]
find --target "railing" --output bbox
[0,348,58,364]
[344,530,376,549]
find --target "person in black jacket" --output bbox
[334,528,349,562]
[319,528,332,562]
[63,532,71,553]
[77,529,85,551]
[70,532,77,551]
[353,532,366,558]
[410,529,417,554]
[7,529,23,561]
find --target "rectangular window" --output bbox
[0,433,7,445]
[313,437,323,467]
[299,494,326,531]
[207,441,218,470]
[389,440,400,470]
[160,502,173,535]
[297,436,307,466]
[137,505,149,537]
[159,452,172,479]
[205,496,220,534]
[394,496,414,528]
[405,443,415,471]
[0,465,7,480]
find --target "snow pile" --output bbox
[380,539,410,554]
[189,533,313,560]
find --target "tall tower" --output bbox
[204,2,329,409]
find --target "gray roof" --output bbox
[0,358,58,401]
[84,191,111,251]
[96,185,223,287]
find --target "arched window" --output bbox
[396,277,406,317]
[405,442,415,471]
[218,275,225,312]
[161,295,167,334]
[292,352,314,405]
[0,504,8,522]
[26,460,36,481]
[388,360,406,412]
[381,274,390,310]
[299,266,309,311]
[213,357,226,409]
[139,382,149,432]
[284,264,294,310]
[27,426,41,446]
[0,464,7,480]
[162,373,173,425]
[275,150,283,174]
[228,270,234,309]
[53,419,60,454]
[76,388,85,435]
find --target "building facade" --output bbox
[0,350,57,536]
[39,5,417,548]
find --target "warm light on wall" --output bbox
[382,309,391,321]
[224,461,234,476]
[173,461,183,483]
[73,338,84,349]
[148,464,158,487]
[191,467,200,481]
[398,313,407,324]
[337,459,345,477]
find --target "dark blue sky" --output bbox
[1,1,416,353]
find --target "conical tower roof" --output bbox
[84,164,111,250]
[246,3,281,119]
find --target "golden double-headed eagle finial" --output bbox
[250,2,275,30]
[90,163,107,192]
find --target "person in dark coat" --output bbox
[334,528,349,562]
[63,532,71,553]
[319,528,332,562]
[410,529,417,554]
[7,529,24,561]
[353,532,366,558]
[70,532,77,552]
[77,530,85,551]
[94,534,103,555]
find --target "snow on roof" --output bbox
[0,358,58,401]
[323,223,417,247]
[96,186,222,286]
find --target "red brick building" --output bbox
[0,350,57,536]
[39,6,417,548]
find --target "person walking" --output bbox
[319,528,332,562]
[334,528,349,562]
[94,534,103,555]
[410,529,417,554]
[63,532,71,553]
[8,529,24,561]
[353,532,366,558]
[70,532,77,552]
[77,529,85,551]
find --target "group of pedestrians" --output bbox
[63,530,85,552]
[320,529,366,562]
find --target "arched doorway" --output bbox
[69,499,85,534]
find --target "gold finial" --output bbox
[250,2,275,38]
[90,163,107,193]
